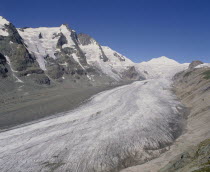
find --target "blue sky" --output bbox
[1,0,210,63]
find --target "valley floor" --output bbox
[0,83,122,130]
[0,78,186,172]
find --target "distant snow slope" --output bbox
[102,46,134,68]
[135,56,189,79]
[0,78,186,172]
[195,63,210,68]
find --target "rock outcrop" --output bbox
[188,60,203,70]
[0,53,8,78]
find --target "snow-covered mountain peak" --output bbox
[0,16,10,26]
[135,56,188,79]
[59,24,72,33]
[0,16,10,36]
[146,56,179,65]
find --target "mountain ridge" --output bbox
[0,15,192,91]
[0,16,143,88]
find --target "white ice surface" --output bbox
[0,78,185,172]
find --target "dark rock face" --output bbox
[4,23,23,44]
[77,33,93,45]
[71,33,88,66]
[122,66,145,80]
[59,28,88,67]
[99,45,108,62]
[114,52,125,61]
[56,33,67,48]
[0,22,50,85]
[38,33,43,39]
[189,60,203,69]
[0,25,36,71]
[45,46,87,80]
[0,53,8,78]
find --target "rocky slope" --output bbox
[159,62,210,172]
[0,17,49,85]
[121,62,210,172]
[159,138,210,172]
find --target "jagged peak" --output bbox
[18,24,72,32]
[0,16,10,27]
[60,24,72,30]
[0,16,10,36]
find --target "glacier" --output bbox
[0,77,187,172]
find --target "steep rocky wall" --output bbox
[0,53,8,78]
[0,22,50,85]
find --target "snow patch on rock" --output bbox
[5,55,23,83]
[0,16,10,36]
[17,25,75,70]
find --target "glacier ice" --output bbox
[0,78,186,172]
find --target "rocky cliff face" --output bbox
[0,16,142,92]
[0,16,50,86]
[0,53,8,78]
